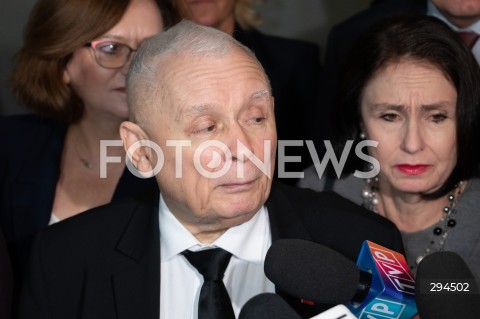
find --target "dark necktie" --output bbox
[182,248,235,319]
[457,31,479,49]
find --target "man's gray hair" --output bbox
[126,19,269,127]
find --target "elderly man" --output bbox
[19,20,403,319]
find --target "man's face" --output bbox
[144,49,276,237]
[432,0,480,28]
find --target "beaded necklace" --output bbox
[361,178,464,268]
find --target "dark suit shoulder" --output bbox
[38,192,157,255]
[0,114,66,149]
[270,182,404,260]
[272,182,394,226]
[0,114,65,133]
[21,193,160,319]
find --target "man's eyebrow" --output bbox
[174,90,271,121]
[250,90,271,101]
[175,103,214,122]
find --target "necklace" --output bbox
[78,156,94,169]
[361,178,464,268]
[72,132,94,169]
[74,145,94,169]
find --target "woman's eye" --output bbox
[380,113,399,122]
[99,43,121,55]
[431,113,447,123]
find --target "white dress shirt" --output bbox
[159,195,275,319]
[428,0,480,64]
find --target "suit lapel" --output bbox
[112,194,161,319]
[266,182,313,242]
[265,182,325,318]
[110,183,317,318]
[12,121,66,239]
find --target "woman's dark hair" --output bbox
[9,0,179,123]
[333,15,480,199]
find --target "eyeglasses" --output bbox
[86,40,137,69]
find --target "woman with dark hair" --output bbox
[0,0,178,279]
[299,16,480,282]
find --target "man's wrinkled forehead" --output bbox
[156,50,270,113]
[174,89,272,122]
[156,43,268,81]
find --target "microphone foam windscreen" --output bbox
[238,293,301,319]
[264,239,359,304]
[415,251,480,319]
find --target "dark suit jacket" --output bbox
[18,182,404,319]
[234,26,322,183]
[0,228,13,319]
[0,115,158,279]
[313,0,427,145]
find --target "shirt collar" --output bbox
[428,0,480,33]
[159,194,270,264]
[159,195,199,261]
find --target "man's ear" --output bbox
[120,121,154,174]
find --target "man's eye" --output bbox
[251,117,265,124]
[194,125,215,134]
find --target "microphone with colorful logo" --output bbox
[347,240,417,319]
[264,239,417,319]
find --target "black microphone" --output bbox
[415,251,480,319]
[265,239,417,318]
[264,239,369,305]
[239,293,302,319]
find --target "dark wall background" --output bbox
[0,0,370,116]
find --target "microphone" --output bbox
[264,239,363,304]
[415,251,480,319]
[239,293,357,319]
[238,293,302,319]
[310,305,357,319]
[264,239,417,319]
[348,240,417,318]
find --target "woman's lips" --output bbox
[189,0,215,4]
[396,164,431,176]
